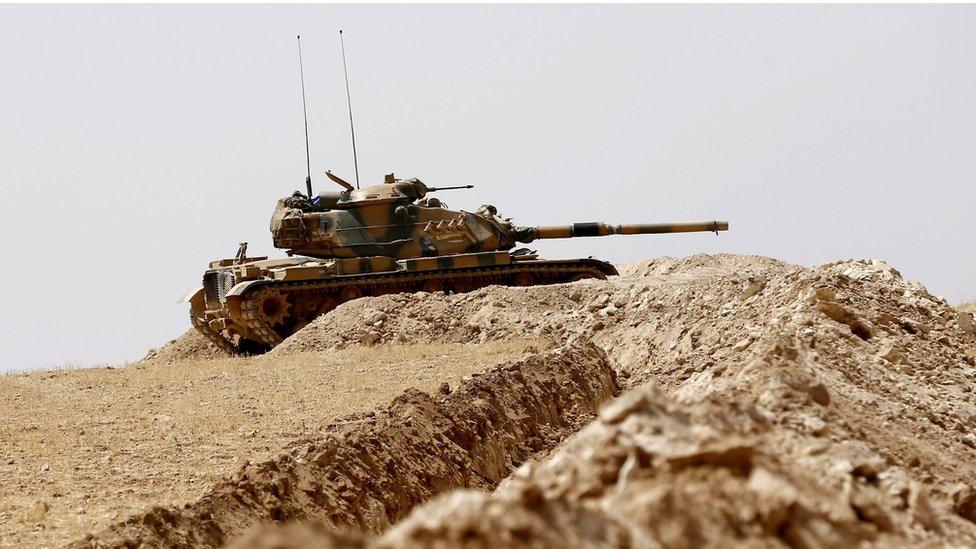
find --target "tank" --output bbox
[185,173,729,355]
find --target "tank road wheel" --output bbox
[514,272,535,286]
[422,279,444,293]
[294,296,321,320]
[318,296,340,315]
[340,285,362,302]
[253,288,291,326]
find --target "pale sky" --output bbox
[1,5,974,371]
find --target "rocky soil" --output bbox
[7,253,976,548]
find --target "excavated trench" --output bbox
[71,339,617,548]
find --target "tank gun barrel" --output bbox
[427,184,474,192]
[518,220,729,242]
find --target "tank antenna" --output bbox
[297,35,313,198]
[339,30,360,189]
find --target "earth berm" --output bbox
[17,253,976,547]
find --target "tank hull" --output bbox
[188,251,616,355]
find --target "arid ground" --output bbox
[0,341,540,547]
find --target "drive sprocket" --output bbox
[252,287,291,326]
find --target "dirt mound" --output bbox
[141,328,223,363]
[615,252,793,278]
[381,384,969,547]
[215,253,976,546]
[272,253,801,365]
[236,379,976,547]
[72,341,616,548]
[275,254,974,390]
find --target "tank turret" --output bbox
[270,173,727,261]
[187,173,729,356]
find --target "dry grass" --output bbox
[0,339,543,548]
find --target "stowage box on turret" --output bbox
[184,173,729,355]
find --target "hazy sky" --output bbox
[1,5,974,371]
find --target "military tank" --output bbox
[184,172,729,355]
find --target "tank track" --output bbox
[241,297,285,348]
[190,314,241,355]
[235,260,609,352]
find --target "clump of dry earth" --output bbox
[5,253,976,548]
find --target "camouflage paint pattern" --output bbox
[270,176,727,260]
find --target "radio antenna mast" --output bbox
[339,30,360,189]
[297,35,313,198]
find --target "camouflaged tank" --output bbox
[185,173,729,355]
